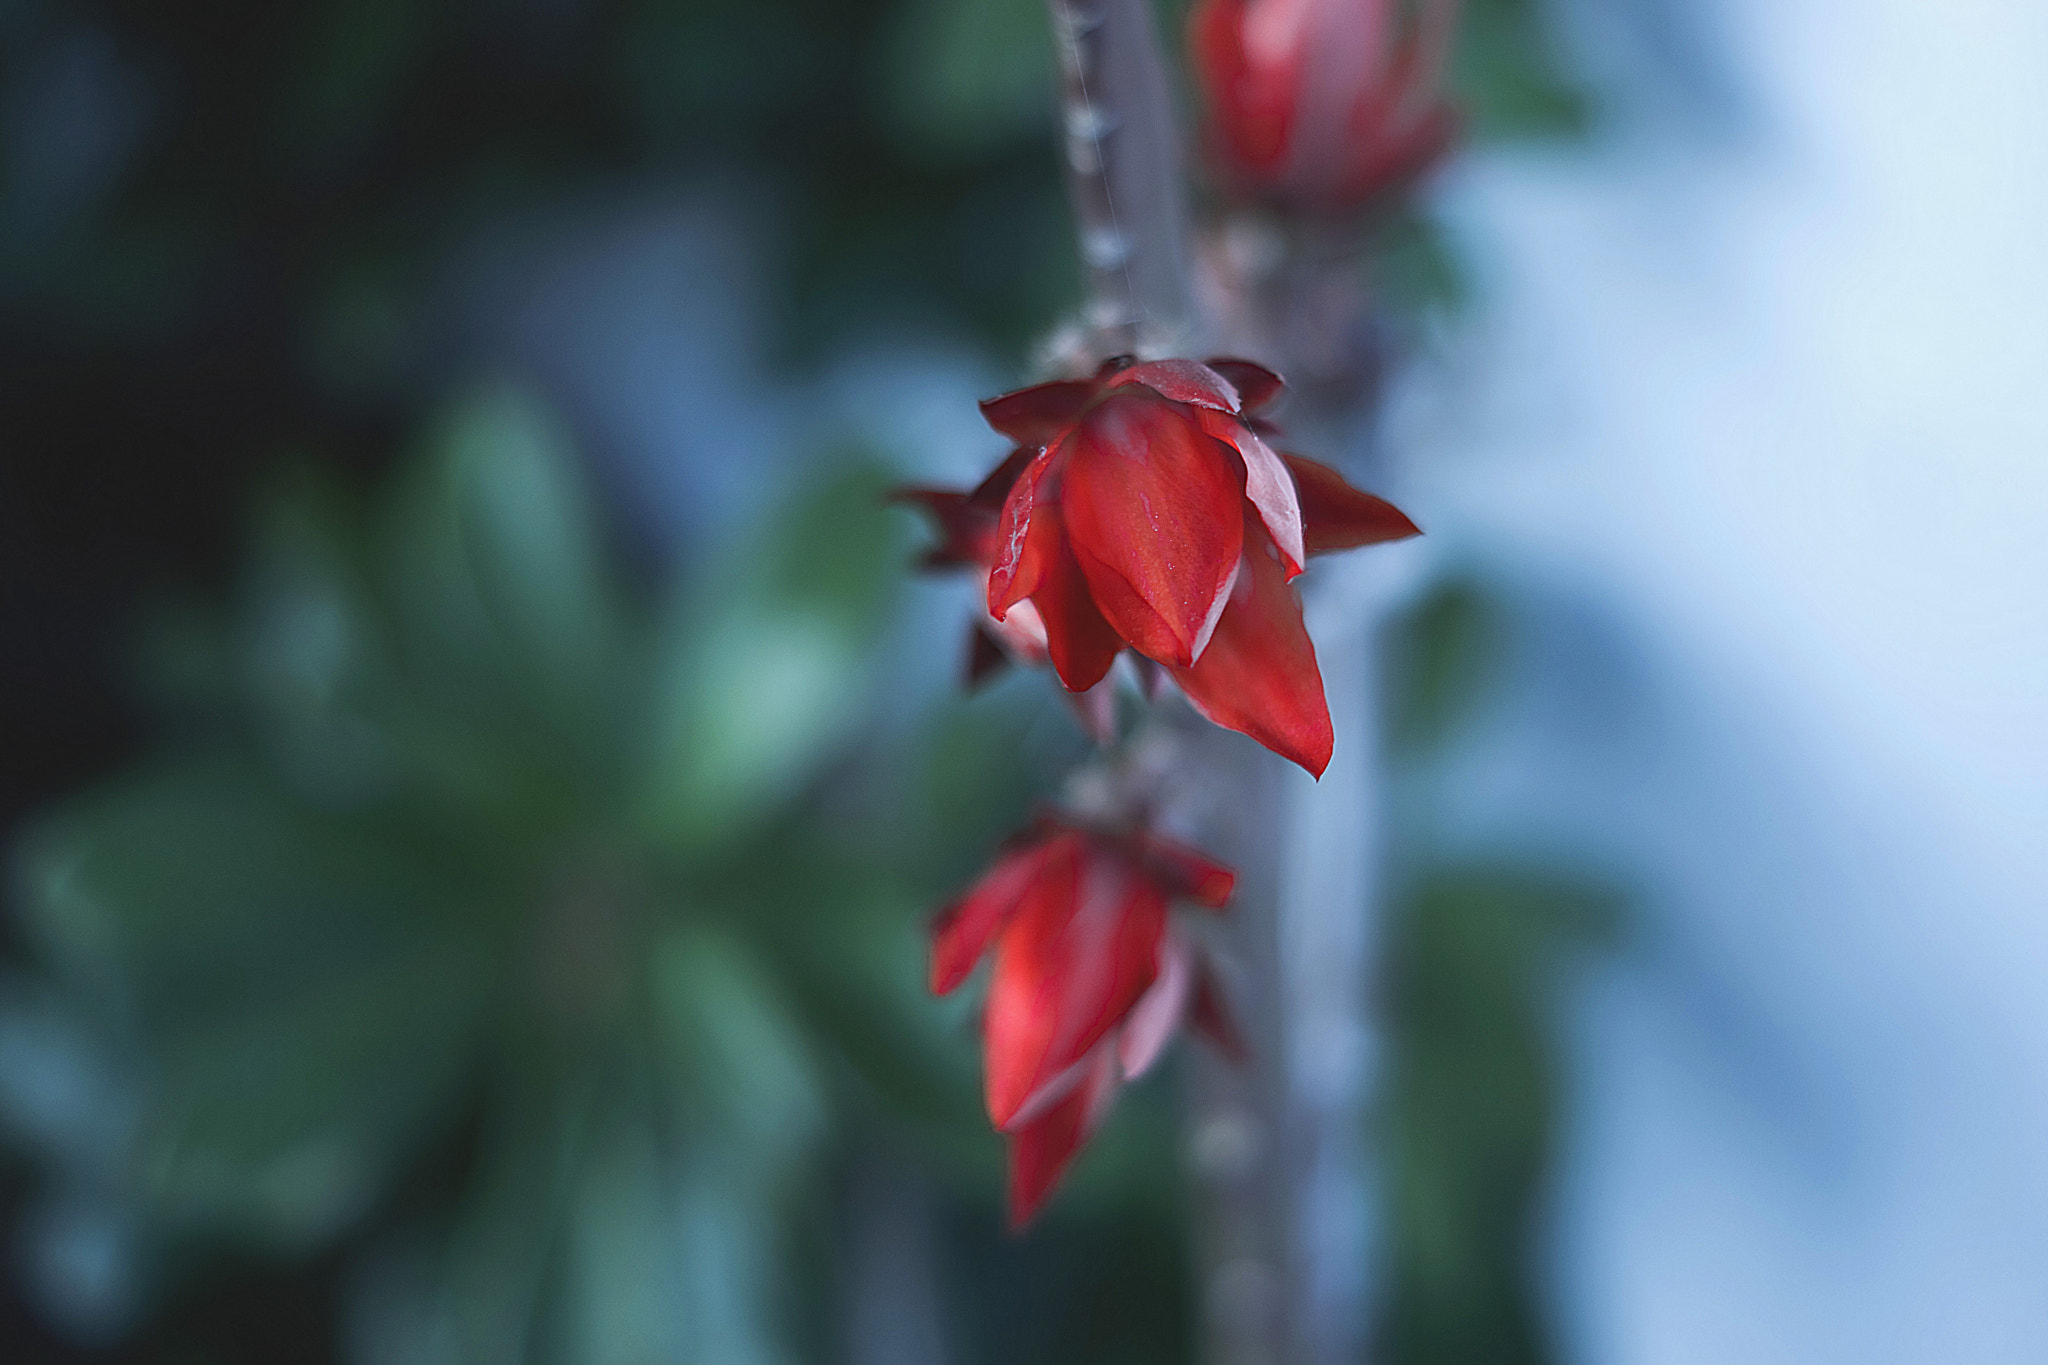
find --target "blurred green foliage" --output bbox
[1377,576,1625,1365]
[1452,0,1591,140]
[1,0,1601,1360]
[1,386,926,1359]
[1378,868,1619,1365]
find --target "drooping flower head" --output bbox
[931,814,1243,1224]
[1188,0,1461,211]
[897,356,1418,776]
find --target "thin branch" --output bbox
[1045,0,1195,358]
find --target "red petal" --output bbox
[1190,956,1247,1062]
[985,842,1166,1129]
[890,488,988,568]
[929,833,1058,995]
[1135,832,1237,908]
[1104,358,1242,412]
[970,446,1039,509]
[1006,1045,1118,1227]
[1024,501,1124,692]
[1187,0,1296,185]
[1169,518,1334,777]
[1203,358,1285,414]
[980,380,1099,447]
[986,447,1058,618]
[1198,408,1305,578]
[1341,103,1461,205]
[1283,453,1421,553]
[1061,393,1245,667]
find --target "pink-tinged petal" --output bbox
[985,844,1166,1129]
[1169,518,1334,777]
[1190,955,1248,1062]
[1204,358,1285,415]
[1061,393,1246,667]
[977,569,1052,662]
[1118,929,1194,1080]
[1135,832,1237,908]
[1065,682,1118,746]
[1188,0,1298,184]
[1007,1044,1118,1227]
[1104,358,1241,412]
[980,380,1099,447]
[986,446,1058,618]
[1023,502,1123,693]
[1283,453,1421,553]
[930,833,1062,995]
[1341,102,1460,205]
[1337,9,1461,202]
[1198,408,1305,578]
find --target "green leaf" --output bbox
[10,756,493,1011]
[876,0,1055,160]
[649,928,824,1155]
[136,928,490,1249]
[1451,0,1592,141]
[1378,864,1622,1365]
[239,464,403,806]
[636,462,902,852]
[375,385,637,800]
[1382,576,1508,760]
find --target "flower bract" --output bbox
[1189,0,1461,210]
[930,816,1244,1225]
[896,356,1419,776]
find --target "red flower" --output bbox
[897,356,1417,776]
[931,816,1244,1225]
[1188,0,1461,210]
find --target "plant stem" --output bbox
[1041,7,1390,1363]
[1044,0,1194,358]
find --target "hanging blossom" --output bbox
[1188,0,1461,210]
[896,355,1417,776]
[931,813,1243,1224]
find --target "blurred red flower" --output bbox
[1188,0,1461,210]
[896,356,1417,776]
[930,816,1244,1225]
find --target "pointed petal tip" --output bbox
[1137,833,1237,908]
[1202,358,1286,414]
[980,379,1098,446]
[1191,961,1248,1063]
[1284,453,1422,554]
[1170,519,1335,777]
[1003,1046,1117,1227]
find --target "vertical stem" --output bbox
[1174,730,1295,1365]
[1041,7,1391,1364]
[1044,0,1194,358]
[1279,562,1394,1365]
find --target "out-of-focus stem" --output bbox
[1044,0,1193,358]
[1040,6,1390,1364]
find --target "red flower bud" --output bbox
[1189,0,1462,210]
[929,817,1241,1225]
